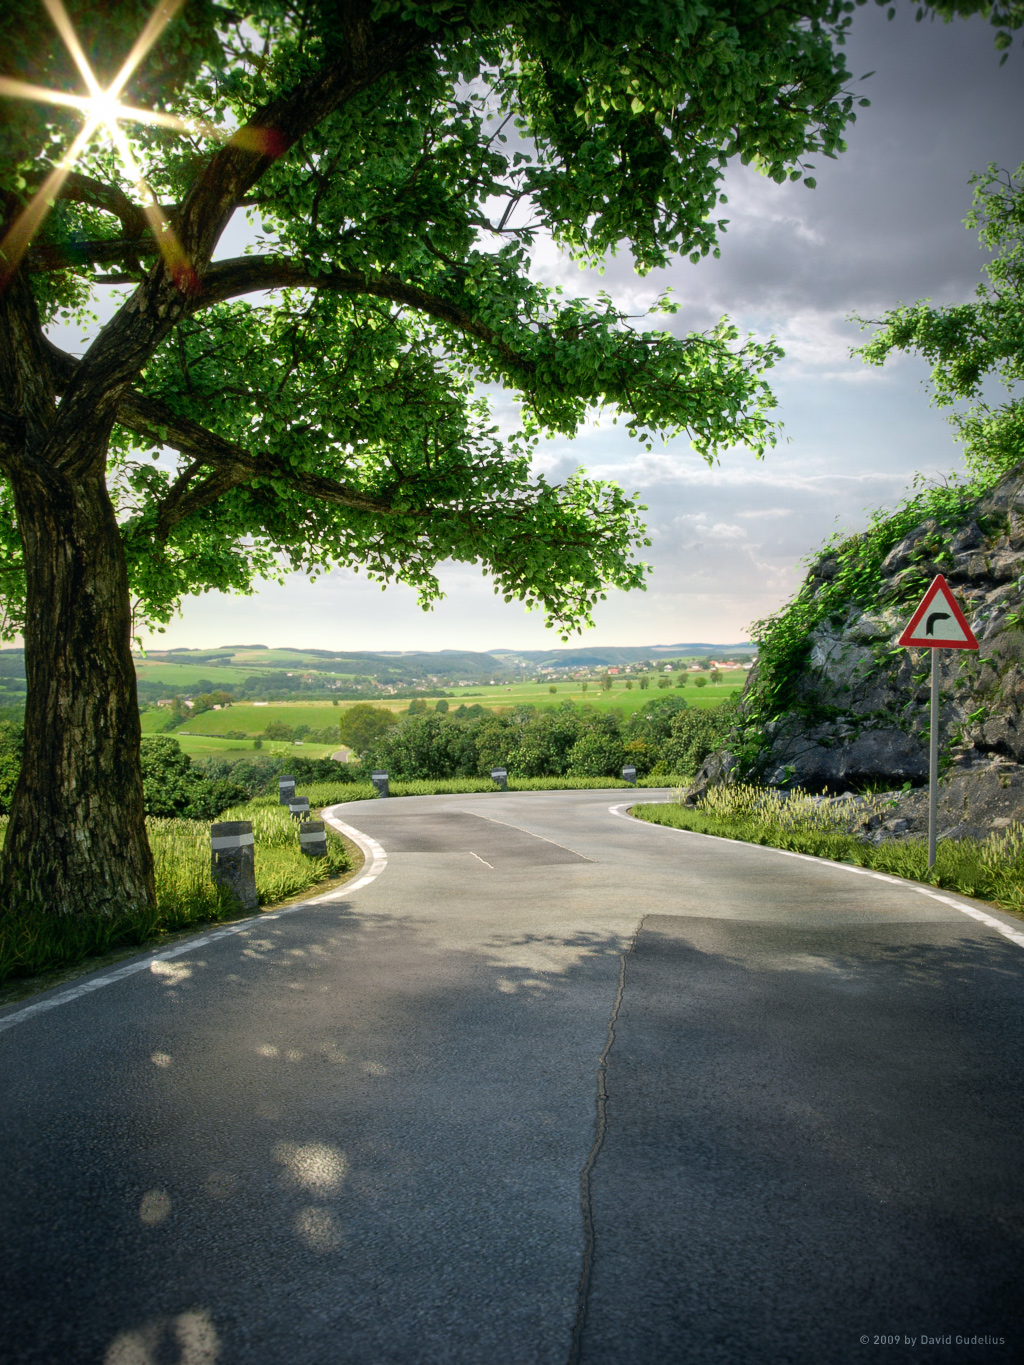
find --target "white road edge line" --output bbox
[608,802,1024,951]
[0,804,389,1036]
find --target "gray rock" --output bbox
[697,462,1024,834]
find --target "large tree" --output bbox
[0,0,881,915]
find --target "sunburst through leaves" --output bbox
[0,0,196,290]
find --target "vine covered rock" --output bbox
[699,463,1024,835]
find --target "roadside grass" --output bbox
[632,784,1024,915]
[296,773,687,806]
[0,805,351,987]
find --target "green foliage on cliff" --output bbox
[738,163,1024,775]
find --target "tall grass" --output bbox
[0,806,350,987]
[633,784,1024,914]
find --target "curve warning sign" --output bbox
[898,573,979,651]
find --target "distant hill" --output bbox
[0,641,755,710]
[491,644,752,667]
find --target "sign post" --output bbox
[897,574,979,868]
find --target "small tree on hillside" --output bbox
[338,702,397,755]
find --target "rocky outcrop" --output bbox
[690,464,1024,838]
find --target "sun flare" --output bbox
[0,0,194,289]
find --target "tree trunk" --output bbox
[0,458,154,917]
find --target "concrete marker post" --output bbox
[491,766,508,791]
[288,796,310,820]
[299,820,328,858]
[622,765,637,786]
[278,776,296,806]
[210,820,258,913]
[372,770,389,798]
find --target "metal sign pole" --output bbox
[899,574,978,870]
[928,648,939,870]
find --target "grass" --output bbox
[0,804,351,987]
[455,679,743,712]
[134,660,273,686]
[288,772,687,808]
[632,784,1024,916]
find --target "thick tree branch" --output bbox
[196,257,534,374]
[115,388,399,537]
[58,173,151,239]
[26,237,154,273]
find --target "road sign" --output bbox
[897,573,978,872]
[898,574,978,650]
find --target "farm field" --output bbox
[142,679,744,740]
[454,677,746,711]
[138,716,339,759]
[134,660,272,687]
[166,702,351,736]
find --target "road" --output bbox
[1,789,1022,1365]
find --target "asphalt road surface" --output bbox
[2,789,1023,1365]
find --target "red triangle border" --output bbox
[898,573,979,650]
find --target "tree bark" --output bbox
[0,457,154,917]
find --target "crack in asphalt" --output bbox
[567,914,647,1365]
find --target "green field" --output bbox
[135,660,270,686]
[142,679,743,740]
[165,701,349,736]
[137,721,338,761]
[453,676,745,711]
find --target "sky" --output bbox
[56,6,1024,653]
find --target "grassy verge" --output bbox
[0,804,352,987]
[293,773,687,807]
[632,785,1024,916]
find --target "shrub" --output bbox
[0,721,24,814]
[139,737,247,819]
[567,728,625,777]
[654,704,737,778]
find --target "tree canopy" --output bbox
[0,0,884,646]
[856,162,1024,482]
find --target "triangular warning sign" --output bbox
[898,573,978,650]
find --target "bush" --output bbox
[0,721,23,814]
[139,737,247,819]
[567,728,625,777]
[192,752,357,797]
[654,704,737,778]
[365,712,478,779]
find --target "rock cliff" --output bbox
[693,464,1024,840]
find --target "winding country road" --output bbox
[1,789,1022,1365]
